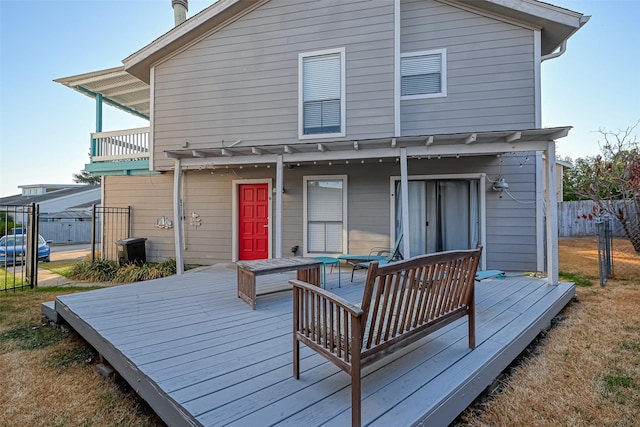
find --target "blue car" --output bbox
[0,234,51,264]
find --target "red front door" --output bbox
[238,183,269,260]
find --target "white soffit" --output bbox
[54,67,150,119]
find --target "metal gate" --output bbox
[1,203,40,291]
[91,205,131,261]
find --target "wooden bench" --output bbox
[236,257,321,309]
[291,247,482,426]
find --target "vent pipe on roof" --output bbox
[172,0,188,26]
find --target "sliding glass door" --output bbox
[395,179,479,257]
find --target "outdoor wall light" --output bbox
[492,178,509,192]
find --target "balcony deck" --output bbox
[53,264,574,427]
[86,127,152,176]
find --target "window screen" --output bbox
[307,179,343,252]
[401,53,443,97]
[303,53,341,134]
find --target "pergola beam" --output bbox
[505,131,522,143]
[462,133,477,144]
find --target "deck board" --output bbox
[54,267,574,427]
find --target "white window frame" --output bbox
[400,48,447,100]
[298,47,346,140]
[303,175,348,256]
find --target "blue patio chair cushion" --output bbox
[475,270,505,281]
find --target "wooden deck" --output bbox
[53,264,575,427]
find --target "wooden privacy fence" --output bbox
[558,200,638,238]
[39,221,93,244]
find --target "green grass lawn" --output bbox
[39,259,79,278]
[1,268,25,289]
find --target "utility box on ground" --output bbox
[116,237,147,266]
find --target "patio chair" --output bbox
[339,233,404,282]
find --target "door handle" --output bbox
[263,224,269,228]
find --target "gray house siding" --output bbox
[103,175,176,263]
[400,154,538,271]
[400,0,536,135]
[105,0,550,271]
[104,152,538,272]
[153,0,396,170]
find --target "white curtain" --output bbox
[439,181,469,251]
[395,181,426,257]
[470,180,479,248]
[397,179,479,254]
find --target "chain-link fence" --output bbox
[595,214,640,287]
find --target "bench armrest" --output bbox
[291,279,363,316]
[291,279,364,369]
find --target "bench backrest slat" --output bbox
[360,247,481,352]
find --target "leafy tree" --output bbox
[572,123,640,253]
[0,212,14,237]
[72,170,101,185]
[562,156,594,201]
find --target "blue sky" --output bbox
[1,0,639,197]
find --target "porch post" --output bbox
[400,147,411,258]
[95,93,103,133]
[275,155,283,258]
[92,93,103,157]
[173,159,184,274]
[545,141,559,285]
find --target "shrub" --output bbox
[69,258,177,283]
[69,259,119,282]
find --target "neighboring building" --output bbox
[555,159,573,202]
[0,184,100,243]
[56,0,588,282]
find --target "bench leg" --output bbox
[352,370,361,427]
[468,306,476,349]
[293,337,300,379]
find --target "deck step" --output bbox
[41,301,59,323]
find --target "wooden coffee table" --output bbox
[235,257,322,309]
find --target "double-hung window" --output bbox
[299,48,346,138]
[400,49,447,99]
[304,175,347,255]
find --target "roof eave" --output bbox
[123,0,586,84]
[123,0,265,83]
[447,0,587,54]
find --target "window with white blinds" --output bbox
[299,48,345,138]
[400,49,447,99]
[304,176,347,254]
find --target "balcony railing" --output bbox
[91,127,150,162]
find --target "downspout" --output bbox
[541,40,567,62]
[542,14,591,63]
